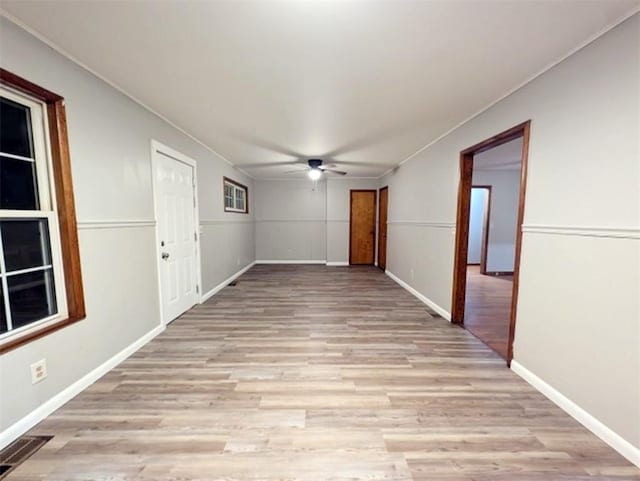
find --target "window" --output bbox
[223,177,248,213]
[0,69,85,353]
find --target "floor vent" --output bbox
[423,306,441,318]
[228,280,238,286]
[0,435,52,479]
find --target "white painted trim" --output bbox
[255,260,326,265]
[522,224,640,240]
[378,6,640,179]
[77,220,156,230]
[385,270,451,320]
[150,140,203,326]
[326,261,349,267]
[0,324,165,450]
[387,221,455,229]
[200,261,256,303]
[511,360,640,468]
[200,219,253,225]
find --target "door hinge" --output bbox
[196,285,199,294]
[194,232,198,241]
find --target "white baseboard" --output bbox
[385,270,451,321]
[511,360,640,468]
[255,260,326,265]
[326,261,349,266]
[200,261,256,303]
[0,324,165,450]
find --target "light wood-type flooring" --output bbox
[464,266,513,359]
[11,265,640,480]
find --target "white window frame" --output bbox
[223,177,248,213]
[0,86,68,344]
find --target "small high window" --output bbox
[223,177,248,213]
[0,69,85,353]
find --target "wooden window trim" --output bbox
[0,68,86,354]
[223,176,249,214]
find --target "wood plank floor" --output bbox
[464,266,513,359]
[12,265,639,480]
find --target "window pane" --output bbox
[7,268,57,329]
[0,155,39,210]
[235,189,245,210]
[0,96,33,159]
[1,219,52,272]
[0,289,6,334]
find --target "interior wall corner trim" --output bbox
[511,360,640,468]
[521,224,640,240]
[77,220,156,230]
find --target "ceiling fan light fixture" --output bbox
[308,168,322,180]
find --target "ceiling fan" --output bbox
[287,159,347,180]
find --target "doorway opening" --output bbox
[451,121,530,364]
[349,190,377,265]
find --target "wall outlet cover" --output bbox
[30,359,47,384]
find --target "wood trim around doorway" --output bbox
[377,186,389,270]
[451,120,531,365]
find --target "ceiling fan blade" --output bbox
[235,159,307,168]
[318,164,338,170]
[323,168,347,176]
[283,168,310,174]
[325,160,393,168]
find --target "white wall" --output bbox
[382,13,640,455]
[472,169,521,272]
[254,177,380,264]
[254,180,327,262]
[0,17,255,437]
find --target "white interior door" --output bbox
[154,149,198,324]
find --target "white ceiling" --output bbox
[474,137,523,171]
[1,1,637,178]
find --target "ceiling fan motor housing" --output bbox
[308,159,323,169]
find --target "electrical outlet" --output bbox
[31,359,47,384]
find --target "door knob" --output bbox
[161,252,170,260]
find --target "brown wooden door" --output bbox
[377,186,388,270]
[349,190,376,265]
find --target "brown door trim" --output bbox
[451,120,531,365]
[349,190,377,265]
[377,186,388,270]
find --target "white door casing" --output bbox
[151,141,201,325]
